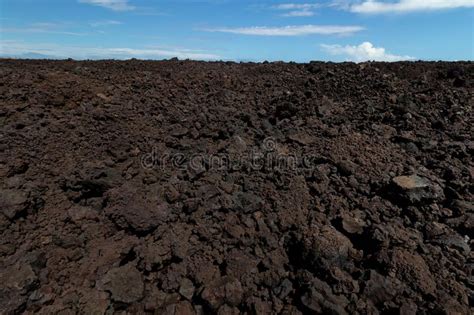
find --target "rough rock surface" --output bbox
[0,59,472,314]
[98,264,145,304]
[391,174,444,205]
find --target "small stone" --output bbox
[0,243,16,256]
[183,198,199,214]
[49,95,65,107]
[143,174,158,185]
[29,286,55,305]
[301,277,348,315]
[451,199,473,214]
[170,124,189,137]
[67,248,84,261]
[67,206,98,223]
[301,225,354,270]
[0,264,38,314]
[400,302,417,315]
[393,175,429,190]
[179,278,195,300]
[105,186,170,234]
[363,270,399,304]
[402,142,419,154]
[165,185,180,203]
[96,93,110,101]
[98,264,144,304]
[225,249,259,278]
[2,263,38,293]
[187,161,206,179]
[274,279,293,299]
[317,96,333,117]
[5,175,25,189]
[233,192,263,214]
[392,175,444,205]
[288,132,313,145]
[390,249,437,296]
[0,189,29,220]
[227,135,248,154]
[161,300,195,315]
[337,160,357,176]
[53,234,83,249]
[340,215,365,235]
[201,276,243,310]
[7,160,29,176]
[217,304,240,315]
[433,234,470,255]
[80,291,111,315]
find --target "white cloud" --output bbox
[273,3,321,17]
[0,40,221,60]
[349,0,474,14]
[1,23,86,36]
[282,10,315,17]
[321,41,415,62]
[204,25,364,36]
[274,3,321,10]
[79,0,135,11]
[104,48,220,60]
[30,22,58,28]
[328,0,354,10]
[89,20,122,27]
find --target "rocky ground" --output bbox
[0,59,472,314]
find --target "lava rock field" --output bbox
[0,59,472,314]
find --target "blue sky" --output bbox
[0,0,473,62]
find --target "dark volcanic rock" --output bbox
[298,225,355,271]
[200,276,244,311]
[300,277,349,315]
[98,264,144,304]
[105,185,171,234]
[0,189,29,220]
[232,191,263,214]
[0,59,472,314]
[0,263,38,313]
[391,175,444,205]
[362,270,400,305]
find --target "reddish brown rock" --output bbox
[0,60,471,314]
[200,276,244,310]
[98,264,144,304]
[105,185,170,234]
